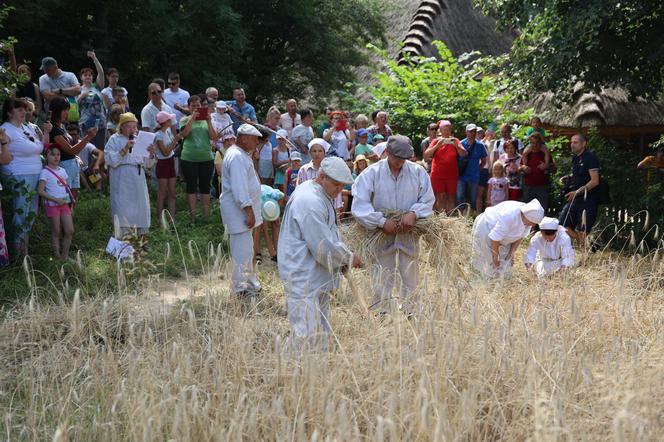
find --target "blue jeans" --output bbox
[1,173,40,247]
[456,179,479,210]
[59,159,81,189]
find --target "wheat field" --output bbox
[1,220,664,441]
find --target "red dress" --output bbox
[430,140,459,195]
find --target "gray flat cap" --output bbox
[386,135,414,159]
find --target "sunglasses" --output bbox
[167,81,177,85]
[151,90,163,95]
[23,130,35,142]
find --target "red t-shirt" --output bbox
[430,140,459,179]
[523,150,548,186]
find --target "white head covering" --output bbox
[539,216,559,230]
[320,157,354,184]
[308,138,330,153]
[236,124,262,137]
[215,100,229,109]
[520,199,545,224]
[373,141,388,158]
[276,129,289,139]
[290,151,302,161]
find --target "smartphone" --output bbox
[195,107,209,121]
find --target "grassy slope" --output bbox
[0,184,227,305]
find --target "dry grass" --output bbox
[1,231,664,441]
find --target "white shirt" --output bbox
[220,145,263,234]
[482,200,531,245]
[351,159,434,255]
[278,180,352,298]
[324,128,351,160]
[211,112,234,149]
[525,227,575,266]
[291,124,314,154]
[79,143,97,171]
[39,166,69,205]
[0,122,43,176]
[101,86,128,104]
[278,112,301,137]
[258,142,273,161]
[163,88,190,122]
[140,101,175,132]
[153,130,175,160]
[495,137,524,155]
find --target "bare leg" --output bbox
[167,178,177,216]
[49,216,62,258]
[157,178,167,219]
[476,185,486,214]
[262,223,276,257]
[271,219,280,255]
[433,193,443,212]
[186,193,197,217]
[199,193,210,217]
[60,213,74,259]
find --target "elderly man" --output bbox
[471,199,545,278]
[279,98,301,137]
[205,87,219,105]
[525,217,575,277]
[367,111,393,144]
[558,133,601,245]
[279,157,361,352]
[220,124,264,297]
[352,135,435,314]
[38,56,81,114]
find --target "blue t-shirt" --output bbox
[228,100,257,131]
[459,139,487,183]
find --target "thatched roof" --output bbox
[530,88,664,129]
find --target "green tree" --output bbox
[474,0,664,99]
[6,0,385,115]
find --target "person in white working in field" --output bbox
[351,135,434,316]
[524,216,575,277]
[220,123,264,298]
[278,156,361,353]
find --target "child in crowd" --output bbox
[213,133,236,197]
[68,124,103,191]
[341,158,358,217]
[352,129,378,161]
[272,129,290,190]
[283,151,302,199]
[486,161,509,207]
[106,104,123,140]
[37,146,75,259]
[354,154,369,175]
[154,111,182,218]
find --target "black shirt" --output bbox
[16,81,38,102]
[571,149,600,200]
[50,124,76,161]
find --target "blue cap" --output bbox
[356,128,368,137]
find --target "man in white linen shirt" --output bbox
[351,135,435,315]
[220,124,264,297]
[278,98,301,136]
[524,216,575,277]
[279,157,361,352]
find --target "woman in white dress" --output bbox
[104,113,155,237]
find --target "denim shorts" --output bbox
[59,159,81,189]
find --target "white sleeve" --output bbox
[409,167,435,218]
[560,233,575,267]
[104,137,124,168]
[298,203,353,271]
[351,168,386,229]
[488,217,510,242]
[524,236,539,264]
[229,158,253,208]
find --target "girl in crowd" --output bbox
[486,161,509,207]
[104,113,155,238]
[37,146,75,259]
[179,94,216,218]
[154,111,182,218]
[0,98,51,256]
[353,154,369,175]
[105,103,123,140]
[49,97,98,202]
[272,129,290,191]
[77,51,106,149]
[498,139,522,201]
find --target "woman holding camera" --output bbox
[323,111,353,160]
[424,120,467,214]
[179,94,217,218]
[104,113,155,237]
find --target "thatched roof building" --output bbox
[385,0,664,149]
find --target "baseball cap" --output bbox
[40,57,57,71]
[466,123,477,132]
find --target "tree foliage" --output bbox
[475,0,664,99]
[5,0,385,113]
[369,41,527,144]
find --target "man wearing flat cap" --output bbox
[220,123,264,297]
[279,157,362,352]
[352,135,435,315]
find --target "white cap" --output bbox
[320,157,354,184]
[276,129,288,139]
[261,200,280,222]
[308,138,330,153]
[373,141,388,157]
[290,151,302,161]
[215,100,228,109]
[476,126,484,132]
[236,124,262,137]
[539,216,559,230]
[466,123,477,132]
[520,199,545,224]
